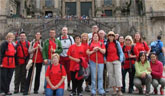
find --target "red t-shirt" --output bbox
[135,41,150,53]
[123,45,139,69]
[48,39,56,59]
[16,41,30,64]
[45,64,66,89]
[89,42,105,63]
[106,42,119,62]
[2,43,16,68]
[82,43,89,60]
[32,42,43,63]
[67,44,86,71]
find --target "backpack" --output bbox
[150,41,162,55]
[59,35,73,45]
[123,45,136,61]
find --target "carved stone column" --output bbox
[0,0,9,39]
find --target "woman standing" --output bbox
[0,32,16,95]
[134,32,150,55]
[134,51,152,96]
[105,31,124,96]
[87,33,106,96]
[122,35,138,93]
[67,35,86,96]
[45,53,66,96]
[24,32,43,95]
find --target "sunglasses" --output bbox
[126,39,131,41]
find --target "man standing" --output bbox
[88,25,99,41]
[14,32,30,93]
[42,29,63,93]
[150,35,164,65]
[57,27,74,91]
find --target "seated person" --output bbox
[150,52,165,95]
[134,51,152,96]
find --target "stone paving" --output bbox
[1,65,165,96]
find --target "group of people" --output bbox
[0,25,165,96]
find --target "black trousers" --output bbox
[122,65,135,91]
[25,63,42,93]
[0,68,14,93]
[70,71,83,93]
[14,64,27,92]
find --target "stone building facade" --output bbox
[0,0,165,43]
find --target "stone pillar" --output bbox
[36,0,40,9]
[0,0,9,39]
[95,0,102,17]
[116,0,121,16]
[20,0,26,17]
[77,0,80,17]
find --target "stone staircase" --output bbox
[7,18,113,40]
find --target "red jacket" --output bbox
[150,60,163,79]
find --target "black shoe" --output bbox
[128,89,133,93]
[14,90,19,94]
[121,88,125,93]
[5,92,12,95]
[139,89,143,95]
[23,92,28,95]
[34,91,38,94]
[99,93,106,96]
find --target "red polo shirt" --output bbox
[46,64,66,89]
[88,41,105,63]
[67,44,86,71]
[106,42,119,62]
[32,41,43,63]
[2,43,16,68]
[48,39,56,59]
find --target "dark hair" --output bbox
[19,31,26,35]
[137,51,148,62]
[149,52,157,58]
[92,33,100,41]
[74,35,81,40]
[157,35,161,40]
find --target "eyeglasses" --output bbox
[108,34,114,37]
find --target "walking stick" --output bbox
[28,46,39,94]
[96,52,98,96]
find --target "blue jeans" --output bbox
[46,88,64,96]
[89,60,105,94]
[158,53,165,66]
[44,60,51,91]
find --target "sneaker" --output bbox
[67,87,72,91]
[118,91,123,96]
[160,87,164,95]
[85,86,90,92]
[70,92,76,96]
[78,92,83,96]
[5,92,12,95]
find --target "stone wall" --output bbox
[145,0,165,12]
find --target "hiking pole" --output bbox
[96,52,98,96]
[28,46,39,94]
